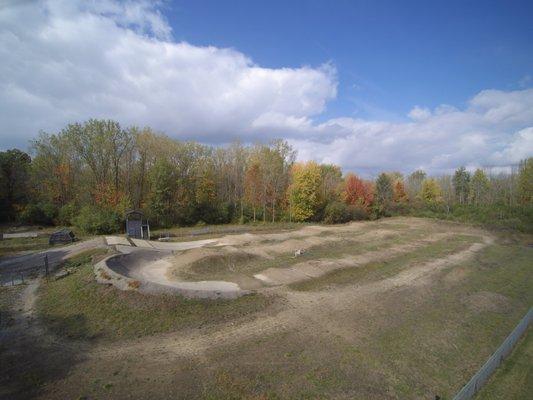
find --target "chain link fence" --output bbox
[453,307,533,400]
[0,254,50,286]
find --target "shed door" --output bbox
[127,220,142,238]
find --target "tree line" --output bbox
[0,119,531,233]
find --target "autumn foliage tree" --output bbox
[393,180,408,203]
[343,173,374,210]
[288,161,323,222]
[3,118,530,232]
[420,178,442,205]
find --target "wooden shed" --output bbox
[125,210,150,240]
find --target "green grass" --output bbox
[37,250,276,341]
[289,234,481,291]
[0,235,52,257]
[474,328,533,400]
[409,204,533,233]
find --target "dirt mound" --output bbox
[443,267,469,284]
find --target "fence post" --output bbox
[44,254,49,278]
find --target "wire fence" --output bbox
[452,307,533,400]
[0,254,50,286]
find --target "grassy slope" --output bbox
[474,328,533,400]
[37,250,276,341]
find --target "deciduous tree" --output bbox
[288,161,322,222]
[343,173,374,210]
[453,167,470,204]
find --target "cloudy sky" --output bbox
[1,0,532,175]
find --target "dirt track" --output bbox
[5,217,523,400]
[91,233,494,360]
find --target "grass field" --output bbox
[1,217,531,399]
[474,328,533,400]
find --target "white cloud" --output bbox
[0,0,532,176]
[289,89,533,176]
[0,0,336,145]
[408,106,431,121]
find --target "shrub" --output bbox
[73,206,121,234]
[58,203,77,225]
[349,204,369,221]
[19,202,57,225]
[196,202,232,225]
[324,201,352,224]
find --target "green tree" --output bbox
[470,169,490,205]
[319,164,342,204]
[149,159,176,227]
[288,161,322,222]
[31,132,80,207]
[375,173,393,207]
[517,157,533,204]
[453,167,470,204]
[0,149,31,221]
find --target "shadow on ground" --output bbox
[0,313,91,400]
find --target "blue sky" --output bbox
[167,0,533,120]
[0,0,532,174]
